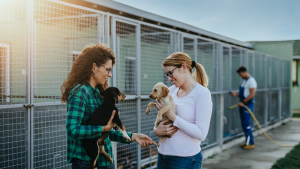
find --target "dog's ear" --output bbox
[113,92,118,103]
[100,90,105,99]
[162,86,169,98]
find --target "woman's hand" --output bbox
[154,119,178,137]
[132,133,157,147]
[104,110,116,131]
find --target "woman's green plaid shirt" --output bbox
[66,82,132,167]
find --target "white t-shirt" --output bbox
[241,77,257,98]
[157,83,213,157]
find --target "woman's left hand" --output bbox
[132,133,157,147]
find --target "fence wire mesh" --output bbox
[0,108,28,169]
[0,0,293,168]
[115,21,137,94]
[33,0,103,103]
[116,99,138,169]
[32,105,70,169]
[0,0,28,105]
[140,25,176,94]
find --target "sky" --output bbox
[113,0,300,42]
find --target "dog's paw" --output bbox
[107,157,113,163]
[145,108,151,114]
[124,135,131,142]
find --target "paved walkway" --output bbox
[202,118,300,169]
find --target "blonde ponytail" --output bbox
[193,63,209,88]
[163,52,209,88]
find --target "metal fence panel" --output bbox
[202,94,218,148]
[140,99,159,169]
[248,52,254,76]
[222,47,230,91]
[140,25,176,94]
[33,0,103,103]
[115,21,137,94]
[116,99,139,169]
[268,90,280,124]
[254,53,264,89]
[183,37,195,60]
[0,108,28,169]
[197,40,217,92]
[231,48,242,90]
[32,105,70,169]
[252,91,266,127]
[281,89,290,119]
[0,0,28,105]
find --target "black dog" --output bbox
[82,87,130,168]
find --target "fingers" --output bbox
[161,119,170,125]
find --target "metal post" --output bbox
[26,0,34,168]
[136,23,142,169]
[193,38,197,62]
[111,17,116,87]
[264,56,268,126]
[105,13,110,45]
[278,60,282,121]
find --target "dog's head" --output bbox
[100,87,126,103]
[149,82,169,99]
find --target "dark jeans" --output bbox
[157,151,203,169]
[71,158,115,169]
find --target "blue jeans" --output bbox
[71,158,115,169]
[157,151,203,169]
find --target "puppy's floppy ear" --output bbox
[113,92,118,103]
[162,86,169,98]
[100,90,105,99]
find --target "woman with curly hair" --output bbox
[61,44,156,169]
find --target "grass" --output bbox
[270,142,300,169]
[292,113,300,118]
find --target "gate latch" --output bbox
[23,104,35,108]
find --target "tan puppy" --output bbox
[145,82,177,147]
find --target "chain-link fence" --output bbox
[0,0,291,168]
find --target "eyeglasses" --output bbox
[100,65,112,74]
[164,67,179,78]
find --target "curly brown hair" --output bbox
[61,43,116,103]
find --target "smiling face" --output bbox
[164,65,188,88]
[93,59,112,86]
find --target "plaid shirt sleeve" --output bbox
[66,95,103,139]
[109,130,132,144]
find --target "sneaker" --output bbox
[239,143,246,147]
[243,144,255,149]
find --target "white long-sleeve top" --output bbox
[157,83,213,157]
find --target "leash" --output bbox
[229,104,295,147]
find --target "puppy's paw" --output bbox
[122,131,131,142]
[145,108,151,114]
[123,135,131,142]
[107,156,113,163]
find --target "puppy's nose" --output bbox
[149,95,151,98]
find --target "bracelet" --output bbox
[104,126,107,132]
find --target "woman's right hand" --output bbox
[105,110,116,131]
[154,119,178,137]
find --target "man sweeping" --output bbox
[230,66,257,149]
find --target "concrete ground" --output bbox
[202,118,300,169]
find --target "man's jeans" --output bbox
[157,151,203,169]
[71,158,115,169]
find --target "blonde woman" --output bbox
[154,52,213,169]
